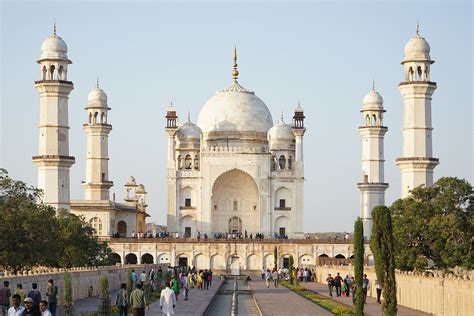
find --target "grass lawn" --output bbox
[280,281,356,315]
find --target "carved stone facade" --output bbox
[165,57,306,238]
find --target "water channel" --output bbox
[205,276,260,316]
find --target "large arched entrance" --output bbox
[211,169,259,234]
[125,253,137,264]
[117,221,127,237]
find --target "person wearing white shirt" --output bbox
[7,294,24,316]
[140,271,147,286]
[160,282,176,316]
[40,300,52,316]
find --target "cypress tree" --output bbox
[371,205,398,315]
[274,246,278,270]
[63,272,74,316]
[289,255,295,285]
[353,217,364,316]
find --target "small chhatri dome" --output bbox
[40,22,69,61]
[268,114,295,141]
[167,101,176,112]
[363,83,384,111]
[294,101,304,113]
[176,113,202,140]
[87,78,108,103]
[126,176,136,185]
[136,184,146,194]
[403,22,431,60]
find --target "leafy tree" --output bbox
[371,206,397,315]
[0,169,113,273]
[57,213,111,268]
[0,169,59,273]
[353,217,364,315]
[391,177,473,270]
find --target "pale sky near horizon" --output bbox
[1,1,472,233]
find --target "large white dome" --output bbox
[196,80,273,134]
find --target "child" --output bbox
[341,281,347,297]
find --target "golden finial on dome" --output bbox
[372,79,375,91]
[416,20,420,36]
[96,77,100,89]
[187,110,191,123]
[53,19,57,36]
[232,46,239,81]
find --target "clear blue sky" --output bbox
[1,1,472,232]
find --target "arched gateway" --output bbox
[211,169,259,234]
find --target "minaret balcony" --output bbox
[399,80,436,86]
[35,79,73,85]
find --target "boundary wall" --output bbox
[316,265,473,316]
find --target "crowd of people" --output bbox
[114,265,215,316]
[112,230,291,240]
[326,272,379,305]
[0,279,57,316]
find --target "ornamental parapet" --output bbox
[399,80,437,86]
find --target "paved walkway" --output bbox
[148,280,223,315]
[248,280,331,315]
[75,281,222,315]
[303,282,429,316]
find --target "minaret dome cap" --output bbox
[40,33,68,61]
[87,86,108,103]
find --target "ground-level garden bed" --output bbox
[280,281,355,315]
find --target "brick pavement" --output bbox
[248,280,332,316]
[302,282,429,316]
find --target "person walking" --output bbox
[129,284,149,316]
[265,269,272,288]
[344,275,351,297]
[159,282,176,316]
[261,267,265,280]
[140,271,147,287]
[0,281,11,316]
[170,277,180,301]
[350,277,356,305]
[27,283,41,314]
[326,274,334,297]
[362,274,370,304]
[334,273,342,297]
[182,274,190,301]
[375,279,382,304]
[197,271,203,290]
[14,285,26,306]
[39,301,51,316]
[208,269,213,287]
[131,270,138,288]
[272,269,279,288]
[203,270,209,290]
[115,283,128,316]
[45,280,57,316]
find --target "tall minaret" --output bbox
[33,24,75,211]
[81,80,113,200]
[357,84,389,237]
[165,102,178,231]
[292,101,306,166]
[396,24,438,198]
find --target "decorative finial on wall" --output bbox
[232,46,239,81]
